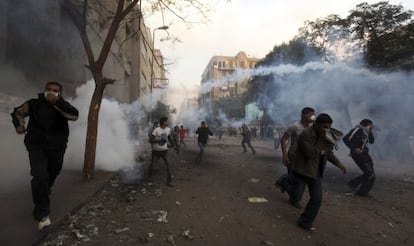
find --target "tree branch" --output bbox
[60,0,96,70]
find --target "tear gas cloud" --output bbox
[64,80,147,171]
[196,61,414,162]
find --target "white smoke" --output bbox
[195,59,414,162]
[65,80,147,171]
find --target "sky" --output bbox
[145,0,414,110]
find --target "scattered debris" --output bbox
[403,177,414,184]
[218,216,225,223]
[166,234,176,246]
[155,189,163,197]
[388,222,395,228]
[72,229,88,240]
[153,210,168,223]
[114,227,129,234]
[248,197,268,203]
[249,178,260,183]
[262,240,274,246]
[182,229,194,240]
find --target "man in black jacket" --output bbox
[343,119,375,196]
[11,81,79,230]
[195,121,213,163]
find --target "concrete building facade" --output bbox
[0,0,165,106]
[199,51,260,107]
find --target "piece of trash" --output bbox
[148,232,154,238]
[388,222,394,228]
[182,229,194,240]
[155,189,163,197]
[403,177,414,183]
[249,178,260,183]
[166,235,176,246]
[72,230,88,240]
[176,201,182,206]
[114,227,129,234]
[248,197,268,203]
[153,210,168,223]
[262,240,274,246]
[218,216,225,223]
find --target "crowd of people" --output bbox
[146,107,376,232]
[11,83,376,232]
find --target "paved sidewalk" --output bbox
[0,169,115,246]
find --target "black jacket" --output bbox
[11,93,79,149]
[343,127,375,155]
[196,127,213,144]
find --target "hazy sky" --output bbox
[145,0,414,110]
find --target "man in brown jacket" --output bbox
[287,113,347,231]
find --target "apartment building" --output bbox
[199,51,260,107]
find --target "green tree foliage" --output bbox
[297,14,348,63]
[150,101,176,122]
[213,94,246,119]
[346,2,414,70]
[297,1,414,70]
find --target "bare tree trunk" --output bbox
[83,74,105,179]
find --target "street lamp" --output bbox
[149,25,168,124]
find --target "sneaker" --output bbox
[38,216,51,230]
[297,219,316,231]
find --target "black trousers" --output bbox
[149,150,172,183]
[28,148,65,221]
[349,153,375,195]
[241,139,255,153]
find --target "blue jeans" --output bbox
[287,171,322,227]
[198,141,206,157]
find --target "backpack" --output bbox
[343,127,359,149]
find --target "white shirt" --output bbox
[151,126,171,151]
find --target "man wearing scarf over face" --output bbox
[343,119,375,196]
[287,113,347,231]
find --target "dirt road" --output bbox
[39,136,414,246]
